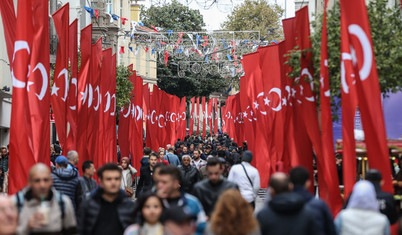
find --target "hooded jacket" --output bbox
[293,185,336,235]
[257,192,318,235]
[51,167,81,209]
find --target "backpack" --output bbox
[16,190,65,219]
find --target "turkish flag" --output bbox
[319,0,343,215]
[118,102,131,159]
[66,19,78,153]
[9,0,50,194]
[143,84,153,150]
[110,54,117,163]
[51,3,69,149]
[9,0,36,193]
[130,74,143,170]
[233,93,245,145]
[207,99,213,135]
[178,98,187,140]
[202,97,206,138]
[214,98,218,135]
[341,0,393,194]
[189,97,195,135]
[0,0,16,62]
[88,38,102,166]
[196,97,200,135]
[76,24,92,173]
[100,48,113,166]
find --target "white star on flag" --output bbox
[243,112,248,118]
[264,97,270,106]
[282,98,287,106]
[253,101,259,109]
[51,83,59,96]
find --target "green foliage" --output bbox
[221,0,284,42]
[286,0,402,104]
[140,0,205,31]
[140,0,230,98]
[116,65,133,111]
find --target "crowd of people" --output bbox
[0,133,401,235]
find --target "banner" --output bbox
[51,3,69,149]
[214,98,218,135]
[189,97,195,135]
[9,0,50,193]
[66,19,78,153]
[0,0,16,62]
[319,0,343,215]
[341,0,393,195]
[202,97,206,138]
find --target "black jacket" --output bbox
[293,186,336,235]
[192,177,238,216]
[77,188,136,235]
[136,166,154,198]
[257,192,318,235]
[178,165,200,193]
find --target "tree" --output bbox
[140,0,230,98]
[140,0,205,32]
[221,0,284,42]
[286,0,402,109]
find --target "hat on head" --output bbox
[242,150,253,163]
[55,155,68,165]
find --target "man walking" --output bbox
[191,150,207,171]
[178,155,201,193]
[66,150,79,177]
[156,165,206,235]
[228,150,260,209]
[51,156,81,209]
[136,153,158,198]
[78,163,135,235]
[13,163,77,234]
[165,148,181,166]
[79,160,97,199]
[192,157,238,216]
[290,166,336,235]
[257,172,318,235]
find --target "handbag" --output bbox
[125,187,134,197]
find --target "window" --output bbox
[106,0,113,13]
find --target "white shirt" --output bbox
[228,162,260,203]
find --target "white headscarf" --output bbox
[347,181,379,211]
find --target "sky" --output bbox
[143,0,296,31]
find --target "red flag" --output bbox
[189,97,195,135]
[131,74,144,170]
[51,3,69,149]
[178,98,187,140]
[207,99,213,135]
[94,9,99,19]
[110,54,117,163]
[119,68,135,159]
[0,0,16,62]
[76,24,92,172]
[143,84,153,150]
[233,93,245,145]
[341,0,393,194]
[9,0,50,194]
[119,46,124,54]
[88,38,102,168]
[196,97,200,135]
[120,17,128,25]
[202,97,206,138]
[213,98,218,135]
[66,19,78,153]
[319,0,343,215]
[100,48,112,167]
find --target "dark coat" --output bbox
[77,188,136,235]
[257,192,319,235]
[51,168,81,209]
[192,178,238,216]
[293,185,336,235]
[136,166,154,198]
[344,183,398,224]
[178,165,200,193]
